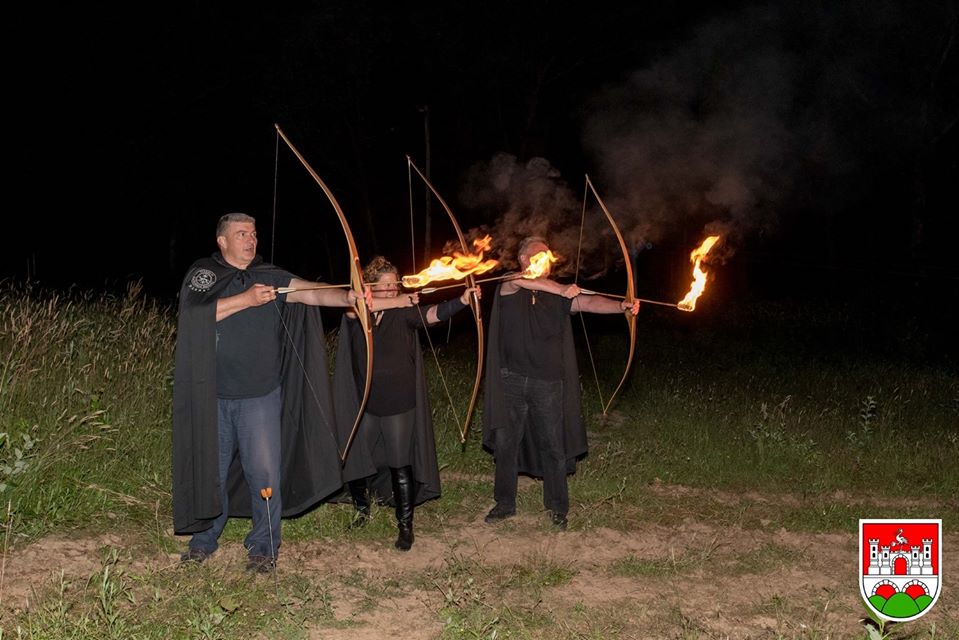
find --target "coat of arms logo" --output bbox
[860,519,941,621]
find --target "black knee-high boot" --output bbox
[348,478,371,529]
[391,466,414,551]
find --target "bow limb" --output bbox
[585,175,637,415]
[407,157,483,444]
[275,124,373,464]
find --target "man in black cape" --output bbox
[482,236,640,529]
[172,212,360,572]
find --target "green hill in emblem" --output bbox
[882,592,921,618]
[868,595,887,611]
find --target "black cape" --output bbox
[172,254,343,535]
[482,284,588,476]
[332,314,441,506]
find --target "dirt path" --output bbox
[2,490,956,638]
[287,515,956,639]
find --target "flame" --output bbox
[402,235,499,288]
[677,236,720,312]
[522,250,558,278]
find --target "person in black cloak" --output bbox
[173,212,364,573]
[482,236,640,530]
[334,256,478,550]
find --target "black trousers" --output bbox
[493,369,568,514]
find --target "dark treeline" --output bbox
[5,2,956,351]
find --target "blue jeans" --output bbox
[189,386,282,558]
[493,369,568,515]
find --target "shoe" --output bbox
[246,555,276,574]
[551,512,568,530]
[347,478,372,530]
[391,466,415,551]
[484,505,515,524]
[394,521,415,551]
[179,548,211,564]
[348,511,371,530]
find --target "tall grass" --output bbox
[617,301,959,499]
[0,281,175,543]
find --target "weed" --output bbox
[847,395,879,458]
[0,430,37,494]
[748,400,788,460]
[90,548,134,639]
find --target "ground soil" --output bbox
[2,482,955,639]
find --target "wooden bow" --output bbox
[407,157,484,444]
[274,124,373,463]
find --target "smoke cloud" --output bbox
[458,2,955,279]
[458,154,612,277]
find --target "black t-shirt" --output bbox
[349,307,425,416]
[498,287,572,380]
[215,268,294,398]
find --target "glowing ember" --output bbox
[402,235,498,288]
[522,250,558,278]
[677,236,720,312]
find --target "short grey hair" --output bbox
[216,212,256,238]
[517,236,548,260]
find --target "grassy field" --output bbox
[0,281,956,638]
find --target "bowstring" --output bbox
[271,299,335,444]
[577,176,607,412]
[271,132,279,264]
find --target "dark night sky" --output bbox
[6,1,958,344]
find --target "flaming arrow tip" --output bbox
[676,235,721,312]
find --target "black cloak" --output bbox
[172,254,343,535]
[332,314,441,506]
[481,284,588,476]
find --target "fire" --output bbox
[677,235,721,312]
[402,235,499,288]
[522,250,558,279]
